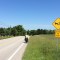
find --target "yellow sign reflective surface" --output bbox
[55,29,60,38]
[52,18,60,29]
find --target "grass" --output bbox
[22,34,60,60]
[0,36,13,40]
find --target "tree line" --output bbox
[0,25,26,36]
[27,29,54,35]
[0,25,54,36]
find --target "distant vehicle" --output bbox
[25,35,28,43]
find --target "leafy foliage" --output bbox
[27,29,54,35]
[0,25,26,36]
[0,25,54,36]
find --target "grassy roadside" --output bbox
[0,36,13,40]
[22,35,60,60]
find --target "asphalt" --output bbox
[0,36,28,60]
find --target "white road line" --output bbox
[8,43,24,60]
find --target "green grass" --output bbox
[22,34,60,60]
[0,36,13,40]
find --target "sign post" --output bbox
[52,18,60,60]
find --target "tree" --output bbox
[6,27,12,36]
[43,29,47,34]
[37,29,41,35]
[29,30,36,35]
[27,30,30,35]
[13,25,26,36]
[11,28,18,36]
[0,28,5,36]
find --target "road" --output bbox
[0,36,27,60]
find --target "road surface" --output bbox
[0,36,27,60]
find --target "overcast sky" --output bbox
[0,0,60,30]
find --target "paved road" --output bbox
[0,36,27,60]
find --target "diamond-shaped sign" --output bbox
[52,18,60,29]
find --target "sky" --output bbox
[0,0,60,30]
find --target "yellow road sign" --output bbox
[55,29,60,38]
[52,18,60,29]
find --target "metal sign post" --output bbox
[52,18,60,60]
[55,28,60,58]
[56,38,59,60]
[56,39,58,52]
